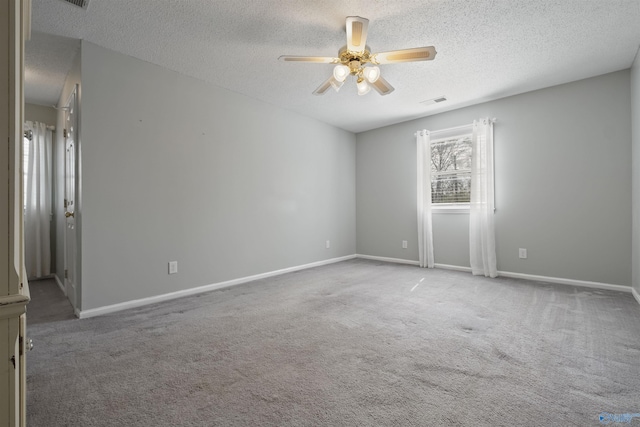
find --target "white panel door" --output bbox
[64,87,77,309]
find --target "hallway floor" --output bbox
[27,278,75,325]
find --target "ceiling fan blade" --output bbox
[370,76,395,96]
[371,46,437,64]
[279,55,340,63]
[312,76,336,96]
[346,16,369,54]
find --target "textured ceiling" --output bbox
[26,0,640,133]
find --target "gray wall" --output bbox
[25,104,56,126]
[357,70,632,287]
[632,50,640,295]
[25,103,58,276]
[79,42,356,311]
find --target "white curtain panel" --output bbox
[416,130,434,268]
[469,118,497,277]
[24,121,52,279]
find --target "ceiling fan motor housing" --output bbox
[339,46,373,75]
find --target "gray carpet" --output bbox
[26,259,640,426]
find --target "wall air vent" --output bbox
[420,96,447,105]
[60,0,89,10]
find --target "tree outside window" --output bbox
[430,135,472,204]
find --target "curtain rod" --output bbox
[23,125,56,141]
[414,118,497,137]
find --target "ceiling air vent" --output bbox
[60,0,89,9]
[421,96,447,105]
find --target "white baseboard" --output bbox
[355,255,473,274]
[632,287,640,306]
[76,253,636,319]
[356,254,420,266]
[52,274,66,296]
[77,254,357,319]
[435,263,472,273]
[496,270,631,293]
[355,255,472,272]
[355,254,632,294]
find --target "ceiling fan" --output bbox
[279,16,437,96]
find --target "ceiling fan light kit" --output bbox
[279,16,437,97]
[357,78,371,95]
[362,66,380,83]
[329,78,344,92]
[333,65,350,83]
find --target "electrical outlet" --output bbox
[168,261,178,274]
[326,240,330,249]
[402,240,408,249]
[518,248,527,259]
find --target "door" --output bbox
[1,1,30,426]
[63,87,77,309]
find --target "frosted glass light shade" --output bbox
[333,65,350,82]
[357,79,370,95]
[330,77,344,92]
[363,66,380,83]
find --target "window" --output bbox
[431,133,472,207]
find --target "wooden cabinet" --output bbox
[1,1,30,426]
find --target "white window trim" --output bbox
[428,122,497,214]
[430,131,473,213]
[432,203,470,213]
